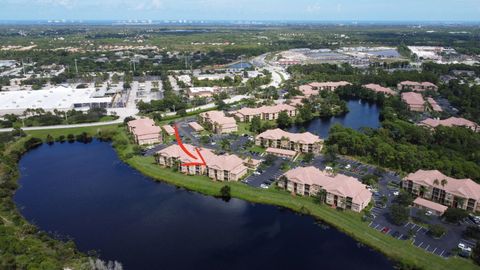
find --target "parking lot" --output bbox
[244,158,283,188]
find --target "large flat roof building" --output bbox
[0,85,113,116]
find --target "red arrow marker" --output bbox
[173,124,207,167]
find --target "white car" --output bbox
[253,171,261,176]
[345,164,351,170]
[425,211,433,216]
[260,184,269,189]
[393,191,399,196]
[458,243,466,250]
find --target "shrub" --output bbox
[220,185,231,201]
[443,208,469,223]
[428,224,447,238]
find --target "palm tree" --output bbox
[441,179,448,188]
[419,186,427,197]
[433,179,440,186]
[314,190,327,205]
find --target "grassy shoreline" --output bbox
[21,125,480,270]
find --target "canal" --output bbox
[14,141,393,270]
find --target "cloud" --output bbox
[35,0,77,9]
[132,0,164,10]
[306,3,321,13]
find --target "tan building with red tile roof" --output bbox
[308,81,352,91]
[427,97,443,112]
[232,104,297,122]
[256,128,323,154]
[402,170,480,212]
[156,143,248,181]
[279,166,372,212]
[413,197,448,216]
[419,117,478,132]
[401,92,426,112]
[127,118,162,145]
[298,84,319,97]
[397,81,438,92]
[362,83,397,95]
[162,125,175,136]
[188,121,204,132]
[198,110,238,134]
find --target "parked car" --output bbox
[425,211,433,216]
[260,184,269,189]
[381,227,391,234]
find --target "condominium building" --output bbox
[127,118,162,145]
[278,166,372,212]
[401,92,426,112]
[255,128,323,154]
[397,81,438,92]
[198,110,238,134]
[419,117,478,132]
[308,81,352,91]
[401,170,480,212]
[362,83,397,95]
[232,104,297,122]
[156,144,249,181]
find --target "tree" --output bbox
[428,224,446,238]
[220,185,231,201]
[389,203,409,225]
[443,208,468,223]
[314,189,327,205]
[276,111,291,128]
[249,116,262,133]
[303,152,314,163]
[394,192,414,207]
[472,241,480,265]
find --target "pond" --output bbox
[14,141,393,270]
[290,99,381,138]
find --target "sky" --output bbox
[1,0,479,22]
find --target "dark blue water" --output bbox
[290,99,381,138]
[14,141,393,270]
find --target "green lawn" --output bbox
[236,122,253,135]
[25,124,119,139]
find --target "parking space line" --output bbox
[412,239,415,245]
[432,248,437,253]
[439,250,445,256]
[398,234,403,239]
[374,224,380,229]
[416,226,422,232]
[425,245,430,251]
[368,221,372,226]
[404,222,411,227]
[418,242,424,248]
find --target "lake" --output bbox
[14,141,393,270]
[290,99,381,138]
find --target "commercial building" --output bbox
[397,81,438,92]
[198,110,238,134]
[232,104,297,122]
[402,170,480,212]
[187,87,223,98]
[0,85,113,116]
[127,118,162,145]
[362,83,396,95]
[278,166,372,212]
[419,117,478,132]
[156,144,248,181]
[255,128,323,154]
[401,92,426,112]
